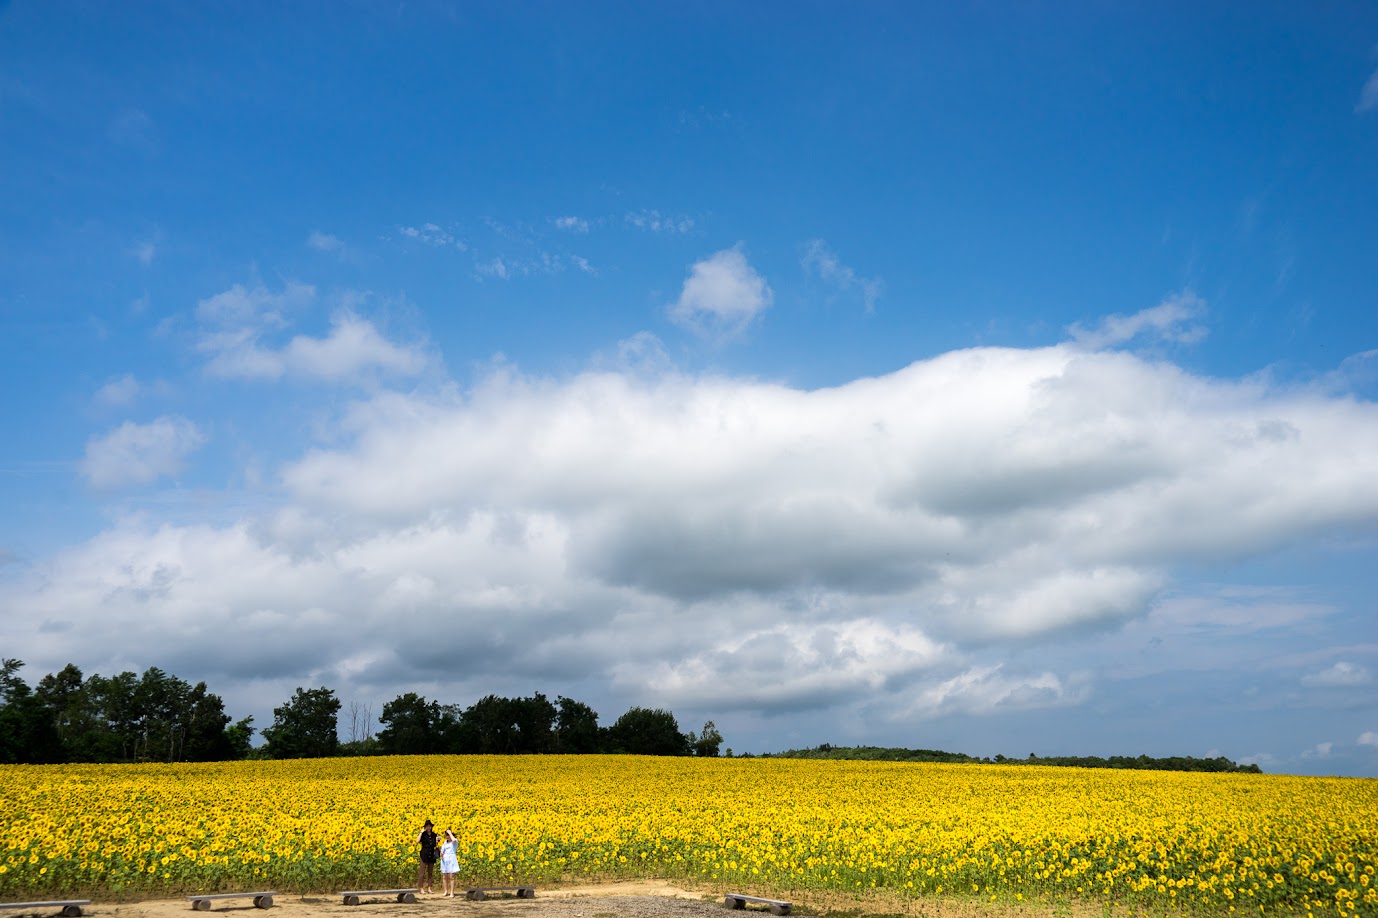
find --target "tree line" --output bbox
[0,659,723,765]
[772,744,1263,773]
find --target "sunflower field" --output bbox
[1,756,1374,916]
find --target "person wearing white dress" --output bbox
[439,829,461,897]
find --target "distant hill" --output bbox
[763,744,1262,773]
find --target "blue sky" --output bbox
[2,1,1377,775]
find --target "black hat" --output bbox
[423,819,433,827]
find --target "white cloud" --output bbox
[1068,291,1207,349]
[899,665,1089,720]
[11,320,1378,734]
[202,312,426,381]
[194,282,425,383]
[132,241,157,265]
[626,210,694,234]
[475,253,595,281]
[1236,752,1277,769]
[1302,742,1333,758]
[80,416,206,488]
[1141,590,1327,636]
[553,216,589,233]
[1359,731,1378,747]
[398,223,463,249]
[476,257,510,280]
[269,336,1378,682]
[1321,348,1378,394]
[282,343,1378,601]
[609,331,671,374]
[1302,661,1373,688]
[282,313,427,380]
[94,374,141,408]
[197,281,313,327]
[642,618,949,712]
[1357,68,1378,113]
[802,239,883,312]
[667,247,772,339]
[308,231,346,254]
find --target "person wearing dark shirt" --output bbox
[416,818,439,895]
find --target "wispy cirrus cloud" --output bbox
[307,230,365,264]
[131,240,157,265]
[1302,661,1373,688]
[802,239,883,313]
[626,209,694,234]
[1357,67,1378,113]
[398,223,466,251]
[552,216,590,233]
[92,374,170,409]
[1068,291,1207,350]
[308,231,344,253]
[475,253,596,280]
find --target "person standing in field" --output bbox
[439,829,460,897]
[417,818,439,895]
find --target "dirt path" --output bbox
[41,879,1103,918]
[78,881,723,918]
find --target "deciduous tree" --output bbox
[607,706,690,756]
[263,686,341,759]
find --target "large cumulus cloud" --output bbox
[5,339,1378,733]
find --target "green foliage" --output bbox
[5,659,243,765]
[376,691,444,755]
[688,720,723,757]
[773,744,981,763]
[262,686,342,759]
[337,736,379,757]
[1011,751,1262,773]
[225,716,256,758]
[773,744,1261,773]
[357,693,699,758]
[606,706,691,756]
[0,658,722,762]
[554,695,601,753]
[451,692,556,754]
[3,656,1264,773]
[0,659,64,764]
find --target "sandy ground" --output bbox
[15,879,1112,918]
[40,882,729,918]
